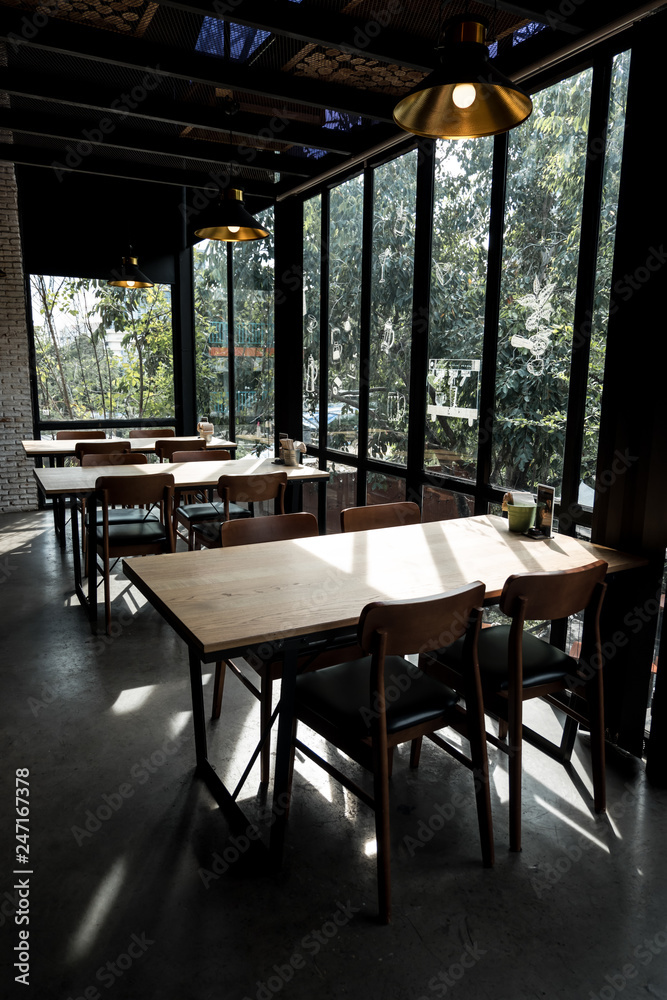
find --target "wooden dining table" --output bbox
[22,435,237,463]
[121,513,648,866]
[33,456,330,621]
[24,435,239,548]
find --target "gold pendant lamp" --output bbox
[194,188,270,242]
[108,249,154,288]
[393,17,532,140]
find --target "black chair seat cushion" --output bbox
[437,625,577,692]
[95,521,168,547]
[295,655,459,738]
[86,508,159,526]
[176,501,251,523]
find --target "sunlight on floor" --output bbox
[534,796,611,851]
[168,710,192,739]
[67,857,127,962]
[110,685,156,714]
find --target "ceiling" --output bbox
[0,0,662,217]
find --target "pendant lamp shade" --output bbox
[108,250,154,288]
[393,18,532,140]
[194,188,270,242]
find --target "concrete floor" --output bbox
[1,508,666,1000]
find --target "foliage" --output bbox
[31,276,173,422]
[300,54,630,498]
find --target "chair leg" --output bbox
[508,696,523,853]
[409,737,422,769]
[585,673,606,813]
[211,660,226,720]
[103,552,112,637]
[260,676,273,786]
[372,731,392,924]
[498,718,508,740]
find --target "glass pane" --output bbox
[426,137,494,482]
[326,461,358,534]
[369,151,417,464]
[232,207,275,457]
[328,175,363,455]
[582,50,631,503]
[422,485,474,521]
[493,68,593,494]
[366,473,406,505]
[31,275,173,423]
[194,239,229,438]
[303,195,321,450]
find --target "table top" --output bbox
[33,456,329,497]
[122,514,648,660]
[22,435,236,458]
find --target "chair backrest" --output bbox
[358,581,486,658]
[129,428,175,438]
[94,473,175,551]
[75,440,131,462]
[156,438,207,462]
[171,449,231,463]
[56,429,105,441]
[340,501,421,533]
[217,472,287,514]
[221,512,318,547]
[498,560,608,624]
[81,452,148,467]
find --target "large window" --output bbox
[493,68,593,494]
[301,54,629,535]
[582,49,631,494]
[194,206,275,457]
[194,238,229,437]
[426,136,493,482]
[302,194,322,450]
[31,275,173,427]
[369,151,417,465]
[328,174,363,454]
[232,207,275,456]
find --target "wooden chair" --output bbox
[420,560,608,853]
[89,473,176,635]
[155,437,207,462]
[76,445,146,555]
[212,512,364,785]
[80,453,147,468]
[340,501,421,533]
[74,440,131,464]
[129,428,175,438]
[192,472,288,549]
[287,582,492,923]
[56,430,106,440]
[171,449,236,548]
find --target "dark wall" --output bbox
[16,167,188,283]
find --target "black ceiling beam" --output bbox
[0,108,322,178]
[0,69,357,155]
[0,11,397,122]
[0,142,279,196]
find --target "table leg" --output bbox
[270,638,299,868]
[188,647,268,841]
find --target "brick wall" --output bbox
[0,161,38,512]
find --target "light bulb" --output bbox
[452,83,476,109]
[227,226,240,234]
[126,280,136,288]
